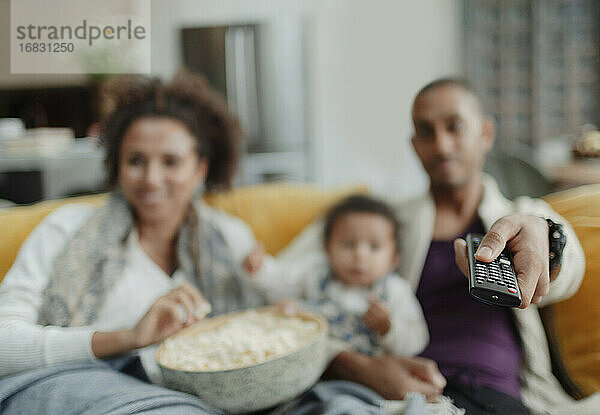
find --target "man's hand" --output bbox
[370,356,446,402]
[363,296,391,336]
[454,214,550,308]
[328,352,446,402]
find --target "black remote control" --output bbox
[466,233,522,307]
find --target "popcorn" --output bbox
[159,310,320,371]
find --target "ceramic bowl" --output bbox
[156,307,328,414]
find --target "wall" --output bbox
[314,1,464,197]
[150,0,464,198]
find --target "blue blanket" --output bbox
[0,357,402,415]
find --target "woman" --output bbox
[0,72,390,415]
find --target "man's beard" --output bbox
[429,171,471,191]
[430,178,469,192]
[427,156,470,191]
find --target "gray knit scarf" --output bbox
[38,192,263,327]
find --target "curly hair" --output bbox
[99,69,243,191]
[323,195,402,253]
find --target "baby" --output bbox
[244,195,429,357]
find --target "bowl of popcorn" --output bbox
[156,307,328,414]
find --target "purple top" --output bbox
[416,218,522,399]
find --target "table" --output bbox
[0,140,105,204]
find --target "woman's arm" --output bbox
[0,205,98,376]
[0,202,210,376]
[92,281,210,358]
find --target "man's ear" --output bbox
[411,135,418,152]
[481,117,496,153]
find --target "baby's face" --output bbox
[326,212,398,287]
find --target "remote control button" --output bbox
[499,258,511,265]
[508,287,518,294]
[497,281,506,286]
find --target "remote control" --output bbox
[466,233,522,307]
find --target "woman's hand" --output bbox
[454,214,550,308]
[130,282,211,349]
[92,282,210,358]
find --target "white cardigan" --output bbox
[278,176,599,414]
[0,203,260,381]
[392,176,600,414]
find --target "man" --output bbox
[318,79,598,414]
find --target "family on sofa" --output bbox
[0,71,598,415]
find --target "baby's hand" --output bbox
[243,242,265,275]
[363,295,391,336]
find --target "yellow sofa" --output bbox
[0,182,598,398]
[0,183,367,280]
[542,184,600,397]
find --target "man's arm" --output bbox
[454,211,585,308]
[324,351,446,402]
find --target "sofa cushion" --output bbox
[0,183,367,283]
[203,183,368,256]
[0,194,107,283]
[543,184,600,396]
